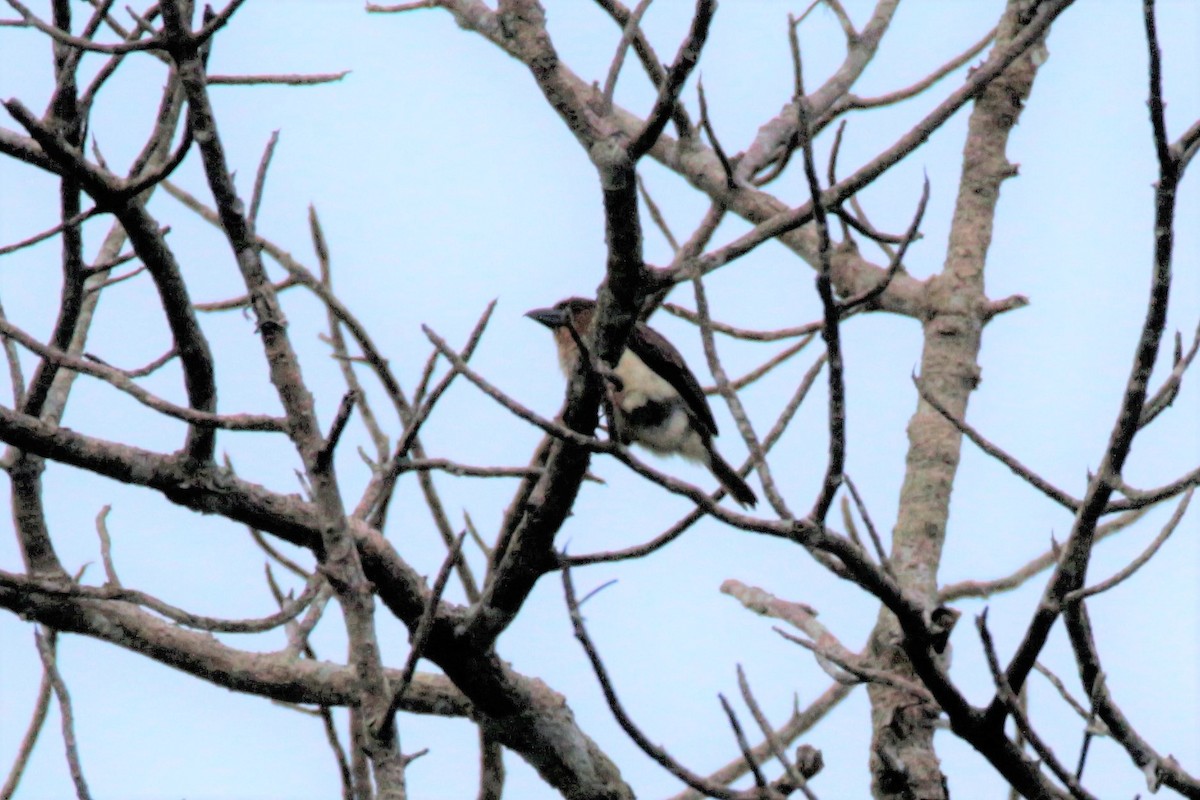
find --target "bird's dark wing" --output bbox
[627,321,719,437]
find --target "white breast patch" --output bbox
[615,349,678,406]
[613,349,708,463]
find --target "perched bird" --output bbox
[526,297,757,507]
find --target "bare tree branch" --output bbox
[1063,487,1192,603]
[977,611,1096,800]
[564,565,752,800]
[627,0,714,160]
[0,633,56,800]
[997,0,1182,709]
[914,375,1079,511]
[33,628,92,800]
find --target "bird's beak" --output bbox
[525,306,565,328]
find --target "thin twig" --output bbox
[249,527,312,580]
[837,175,929,312]
[703,335,814,394]
[377,529,468,736]
[818,25,996,122]
[914,374,1079,510]
[316,390,359,472]
[999,0,1185,716]
[562,565,744,800]
[422,325,607,450]
[308,204,390,462]
[637,173,679,252]
[0,299,27,407]
[1139,320,1200,427]
[736,665,819,800]
[939,507,1148,601]
[34,628,93,800]
[600,0,654,113]
[1144,0,1171,172]
[1033,662,1102,729]
[1106,465,1200,512]
[0,638,56,799]
[248,129,279,232]
[399,459,543,479]
[5,0,163,53]
[697,77,735,189]
[1074,669,1106,783]
[695,1,1075,279]
[15,570,323,634]
[208,71,350,85]
[842,474,891,575]
[693,276,779,514]
[1063,487,1192,603]
[592,0,693,139]
[627,0,715,160]
[463,511,491,559]
[94,505,120,587]
[319,705,354,800]
[716,694,769,793]
[977,611,1095,800]
[360,302,495,523]
[665,682,843,800]
[366,0,437,11]
[790,16,844,524]
[775,627,934,702]
[662,303,825,342]
[0,206,100,257]
[123,348,177,379]
[0,317,283,431]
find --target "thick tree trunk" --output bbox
[866,3,1048,797]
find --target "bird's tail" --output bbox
[706,447,757,508]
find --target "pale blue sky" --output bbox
[1,2,1197,798]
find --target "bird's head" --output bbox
[524,297,595,330]
[526,297,596,373]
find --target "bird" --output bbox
[525,297,757,507]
